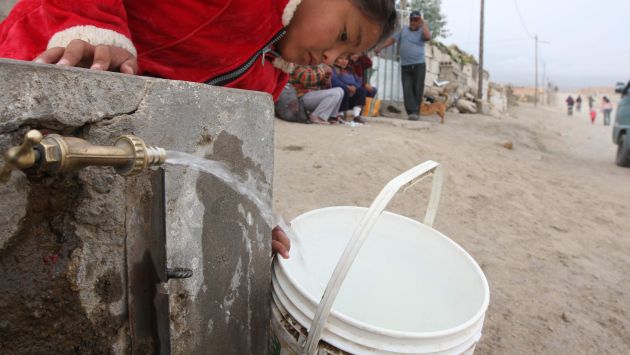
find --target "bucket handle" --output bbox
[303,161,443,354]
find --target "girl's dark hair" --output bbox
[351,0,399,46]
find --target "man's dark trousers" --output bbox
[401,63,426,115]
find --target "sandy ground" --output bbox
[272,103,630,354]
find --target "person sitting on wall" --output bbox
[349,52,377,98]
[331,55,368,124]
[290,64,344,124]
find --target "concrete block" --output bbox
[0,0,17,21]
[0,59,273,354]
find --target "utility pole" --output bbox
[477,0,485,109]
[534,34,538,106]
[542,61,546,105]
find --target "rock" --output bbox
[425,87,440,97]
[448,107,461,114]
[456,99,478,113]
[502,141,513,150]
[445,82,459,94]
[464,92,476,101]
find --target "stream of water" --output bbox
[163,150,303,253]
[164,151,324,293]
[165,150,273,224]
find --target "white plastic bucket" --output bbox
[271,161,490,354]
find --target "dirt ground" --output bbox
[272,103,630,354]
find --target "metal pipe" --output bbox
[389,45,395,101]
[1,130,166,182]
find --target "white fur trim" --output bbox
[281,0,303,26]
[272,57,295,73]
[47,25,137,57]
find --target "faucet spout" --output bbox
[1,130,166,182]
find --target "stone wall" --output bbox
[0,59,274,354]
[429,44,490,101]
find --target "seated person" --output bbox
[290,65,344,124]
[349,53,377,98]
[331,55,368,123]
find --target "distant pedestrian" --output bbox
[576,96,582,112]
[601,96,613,126]
[588,96,595,110]
[589,108,596,124]
[566,96,575,116]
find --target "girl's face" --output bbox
[278,0,382,66]
[335,56,349,69]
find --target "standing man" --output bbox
[376,10,431,121]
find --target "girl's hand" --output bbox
[272,226,291,259]
[34,39,138,74]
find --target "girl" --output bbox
[0,0,398,101]
[331,55,368,123]
[590,108,597,125]
[0,0,398,259]
[349,52,377,97]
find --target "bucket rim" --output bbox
[275,205,491,339]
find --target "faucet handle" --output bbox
[0,130,43,183]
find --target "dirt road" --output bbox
[273,103,630,354]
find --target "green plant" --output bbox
[411,0,450,39]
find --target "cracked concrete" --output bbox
[0,60,147,133]
[0,59,274,354]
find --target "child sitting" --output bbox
[290,65,344,124]
[349,52,378,97]
[331,55,368,123]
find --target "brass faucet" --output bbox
[1,129,166,182]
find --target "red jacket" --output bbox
[0,0,300,100]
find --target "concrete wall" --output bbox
[0,0,17,21]
[0,59,273,354]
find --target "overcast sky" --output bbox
[437,0,629,89]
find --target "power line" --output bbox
[511,0,534,39]
[510,0,552,105]
[457,37,532,46]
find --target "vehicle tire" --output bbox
[616,133,630,167]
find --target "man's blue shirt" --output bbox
[394,26,428,65]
